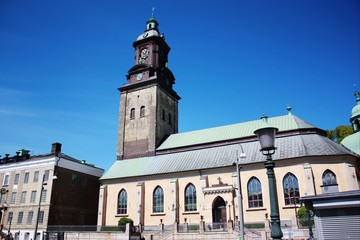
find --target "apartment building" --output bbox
[0,143,104,240]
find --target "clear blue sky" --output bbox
[1,0,359,171]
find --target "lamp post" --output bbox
[34,171,57,240]
[235,145,246,240]
[254,116,283,240]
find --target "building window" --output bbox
[322,170,337,186]
[168,113,172,125]
[20,191,27,204]
[17,212,23,224]
[185,183,197,211]
[71,174,78,184]
[283,173,300,205]
[247,177,263,208]
[44,170,49,182]
[41,190,47,203]
[14,174,20,185]
[140,106,145,117]
[30,191,36,203]
[38,211,44,224]
[33,171,39,182]
[117,189,127,215]
[161,109,166,120]
[153,186,164,213]
[7,212,13,225]
[0,192,7,204]
[27,211,34,224]
[24,172,29,183]
[3,174,9,186]
[10,192,17,204]
[130,108,135,119]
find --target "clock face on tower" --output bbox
[136,73,143,81]
[141,49,149,59]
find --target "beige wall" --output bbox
[102,157,360,227]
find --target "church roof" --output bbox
[341,131,360,156]
[102,114,353,181]
[157,113,318,150]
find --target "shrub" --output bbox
[118,217,134,226]
[297,206,314,227]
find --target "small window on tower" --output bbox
[130,108,135,119]
[162,109,165,120]
[168,113,172,125]
[140,106,145,118]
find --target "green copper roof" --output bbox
[351,91,360,118]
[341,131,360,156]
[157,113,317,150]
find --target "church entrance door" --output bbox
[212,196,226,229]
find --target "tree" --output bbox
[327,125,353,143]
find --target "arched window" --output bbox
[322,170,337,186]
[185,183,197,211]
[130,108,135,119]
[117,189,127,215]
[247,177,263,208]
[140,106,145,117]
[153,186,164,213]
[283,173,300,205]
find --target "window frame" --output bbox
[140,106,145,118]
[153,186,164,213]
[20,191,27,204]
[322,169,337,186]
[17,212,24,224]
[283,173,300,205]
[247,177,263,208]
[117,189,128,215]
[27,211,34,225]
[184,183,197,212]
[130,108,135,119]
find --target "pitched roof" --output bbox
[157,113,318,150]
[101,114,352,180]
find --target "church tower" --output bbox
[116,14,180,160]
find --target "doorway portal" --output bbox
[212,196,226,228]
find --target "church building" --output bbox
[98,15,360,238]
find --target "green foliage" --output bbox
[327,125,352,143]
[297,206,314,227]
[118,217,134,226]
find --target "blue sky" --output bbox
[0,0,359,171]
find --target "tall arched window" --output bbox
[185,183,197,211]
[153,186,164,213]
[140,106,145,117]
[247,177,263,208]
[283,173,300,205]
[130,108,135,119]
[322,170,337,186]
[117,189,127,215]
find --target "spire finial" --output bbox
[287,104,292,113]
[152,7,155,17]
[261,113,268,122]
[354,84,360,104]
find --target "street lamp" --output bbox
[34,171,57,240]
[254,115,283,240]
[235,145,246,240]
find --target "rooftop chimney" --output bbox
[51,142,62,154]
